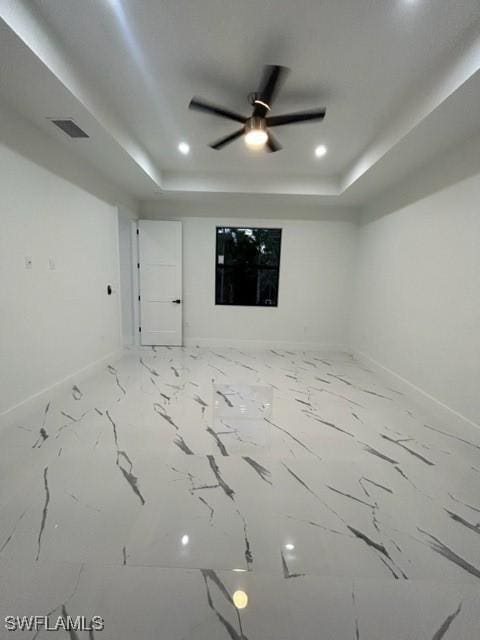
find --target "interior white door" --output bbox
[138,220,182,346]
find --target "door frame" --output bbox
[131,220,141,346]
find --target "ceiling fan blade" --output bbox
[266,108,326,127]
[257,65,289,108]
[189,97,247,124]
[265,131,282,153]
[209,128,245,150]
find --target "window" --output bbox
[215,227,282,306]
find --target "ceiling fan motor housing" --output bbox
[246,116,267,133]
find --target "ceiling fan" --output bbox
[188,65,326,152]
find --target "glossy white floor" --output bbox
[1,347,479,639]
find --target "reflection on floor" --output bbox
[1,347,479,638]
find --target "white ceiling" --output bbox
[0,19,157,199]
[0,0,479,206]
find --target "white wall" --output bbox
[136,214,357,349]
[0,143,122,416]
[351,172,480,428]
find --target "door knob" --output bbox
[172,299,181,304]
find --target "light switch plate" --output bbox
[24,257,32,269]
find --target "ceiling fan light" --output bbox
[245,128,268,148]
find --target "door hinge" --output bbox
[137,262,140,269]
[136,228,139,236]
[138,295,141,301]
[139,326,142,333]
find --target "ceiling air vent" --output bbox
[50,119,89,138]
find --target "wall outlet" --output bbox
[24,257,32,270]
[48,257,56,270]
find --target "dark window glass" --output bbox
[215,227,282,306]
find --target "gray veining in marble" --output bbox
[0,346,479,638]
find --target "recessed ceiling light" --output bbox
[178,141,190,155]
[285,543,295,551]
[181,534,189,545]
[315,144,327,158]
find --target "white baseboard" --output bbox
[183,337,349,351]
[352,349,480,434]
[0,349,124,428]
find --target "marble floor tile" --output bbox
[1,346,479,638]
